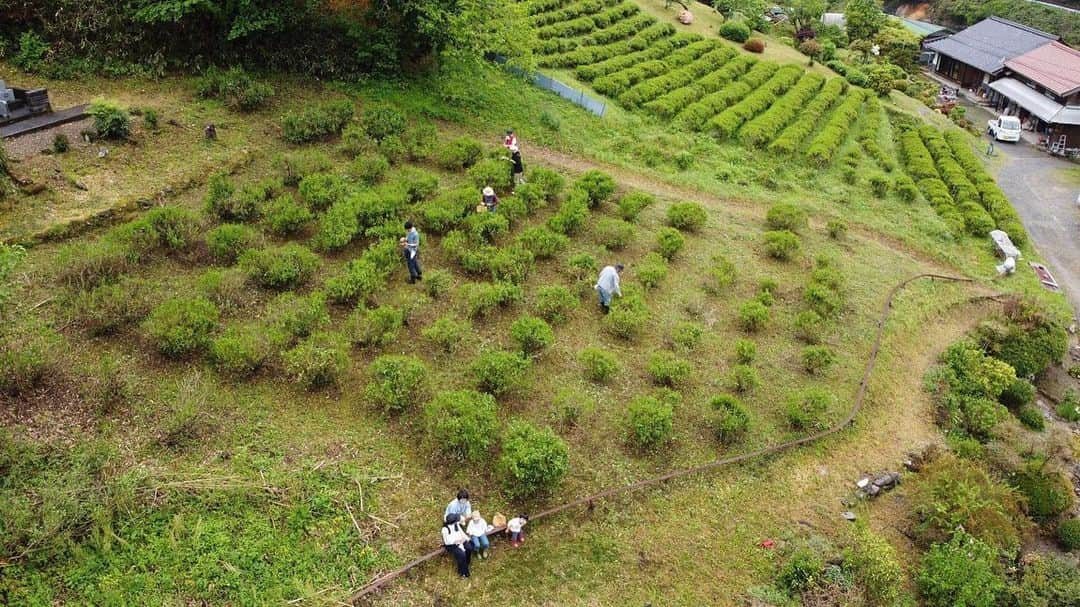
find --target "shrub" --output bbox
[422,315,469,353]
[195,66,275,112]
[843,527,904,606]
[917,532,1005,607]
[459,282,522,318]
[785,388,833,430]
[666,202,707,231]
[999,378,1035,409]
[738,300,769,332]
[0,327,57,396]
[530,167,565,201]
[424,389,499,461]
[575,170,616,206]
[514,227,568,261]
[358,105,406,142]
[1013,554,1080,605]
[1056,389,1080,422]
[670,322,703,351]
[209,325,270,378]
[627,396,674,448]
[471,350,530,396]
[895,175,919,202]
[510,316,554,356]
[468,156,513,191]
[711,394,750,444]
[325,259,387,305]
[142,297,219,358]
[88,101,131,140]
[636,252,668,289]
[579,347,619,383]
[534,286,578,324]
[567,252,598,280]
[734,339,756,364]
[1017,405,1045,430]
[731,364,759,393]
[283,331,349,389]
[347,306,404,348]
[743,38,765,53]
[197,269,248,313]
[868,172,889,197]
[434,137,485,170]
[794,309,824,343]
[239,244,321,290]
[206,223,260,264]
[603,290,649,340]
[647,351,692,387]
[798,39,823,58]
[719,20,751,43]
[281,99,353,143]
[1058,519,1080,551]
[349,153,389,185]
[261,193,313,236]
[498,421,570,497]
[139,206,201,251]
[423,269,453,300]
[979,310,1067,378]
[656,227,685,260]
[52,133,69,154]
[547,192,590,235]
[702,254,736,295]
[802,345,836,375]
[762,230,800,261]
[595,218,636,250]
[618,191,655,222]
[74,279,153,336]
[1014,464,1074,522]
[826,219,847,239]
[365,355,427,414]
[777,547,825,594]
[765,203,807,232]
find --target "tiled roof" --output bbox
[1005,42,1080,98]
[925,16,1058,74]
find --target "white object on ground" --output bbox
[996,256,1016,275]
[990,229,1021,260]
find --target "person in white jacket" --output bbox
[442,514,473,578]
[594,264,624,314]
[466,511,492,558]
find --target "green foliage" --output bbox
[843,526,904,606]
[777,547,826,594]
[917,532,1005,607]
[365,355,428,414]
[264,292,328,346]
[826,219,847,239]
[206,223,260,264]
[655,227,685,260]
[1057,389,1080,422]
[733,339,756,364]
[1014,463,1074,522]
[627,396,674,449]
[534,285,579,324]
[471,350,530,396]
[801,345,835,375]
[498,421,570,497]
[422,315,469,353]
[845,0,886,40]
[488,246,535,284]
[731,364,760,393]
[0,325,57,395]
[1057,519,1080,551]
[785,388,834,430]
[349,153,389,186]
[142,297,219,358]
[547,191,590,235]
[51,133,70,154]
[738,300,769,332]
[88,101,131,140]
[646,351,692,387]
[575,170,616,207]
[358,105,406,142]
[325,259,388,306]
[1017,405,1045,431]
[138,206,201,251]
[434,136,485,170]
[12,31,49,71]
[765,203,807,232]
[793,309,823,343]
[261,193,313,236]
[74,278,153,336]
[594,218,636,250]
[239,244,321,290]
[467,157,512,192]
[280,99,354,144]
[635,252,668,289]
[425,389,500,461]
[666,202,707,231]
[603,289,649,340]
[1012,554,1080,605]
[197,269,248,313]
[579,347,619,383]
[529,167,565,202]
[0,244,26,317]
[762,230,800,261]
[670,322,703,351]
[282,331,349,389]
[719,20,752,43]
[977,308,1068,378]
[510,316,554,355]
[195,66,275,111]
[209,324,270,378]
[458,281,522,318]
[347,306,404,348]
[618,191,655,222]
[277,150,333,187]
[423,269,453,300]
[710,394,750,444]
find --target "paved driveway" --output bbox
[990,139,1080,316]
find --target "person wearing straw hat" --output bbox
[481,186,499,213]
[466,511,492,559]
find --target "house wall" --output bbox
[935,55,985,88]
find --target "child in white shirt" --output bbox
[466,512,491,558]
[507,513,528,547]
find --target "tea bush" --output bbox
[422,315,469,353]
[365,355,427,414]
[702,254,736,295]
[656,227,685,260]
[1017,405,1045,430]
[459,282,523,318]
[826,219,847,239]
[534,285,578,324]
[467,158,513,192]
[209,324,270,378]
[206,223,261,264]
[647,351,692,387]
[424,389,499,461]
[347,306,404,348]
[618,191,656,222]
[636,252,668,289]
[547,192,590,235]
[627,396,674,449]
[670,322,703,351]
[731,364,759,393]
[142,297,219,358]
[765,203,807,232]
[567,252,598,280]
[358,105,405,142]
[0,326,58,395]
[265,291,328,345]
[239,244,321,290]
[738,300,769,332]
[594,218,636,250]
[349,153,389,185]
[977,309,1067,378]
[719,20,751,43]
[794,309,824,343]
[510,316,554,355]
[776,547,825,594]
[282,331,350,389]
[603,289,649,339]
[434,136,485,170]
[711,394,750,444]
[141,206,201,251]
[785,388,834,430]
[488,246,535,284]
[197,269,249,313]
[281,99,353,143]
[325,259,388,306]
[575,170,616,206]
[666,202,707,231]
[1058,519,1080,550]
[579,347,619,383]
[465,211,510,243]
[261,193,313,236]
[917,532,1005,607]
[88,101,131,140]
[471,350,530,396]
[530,167,566,202]
[1014,463,1074,522]
[55,238,137,291]
[762,230,800,261]
[734,339,756,364]
[277,150,333,187]
[498,420,570,497]
[802,345,836,375]
[74,278,153,336]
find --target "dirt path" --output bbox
[528,145,964,274]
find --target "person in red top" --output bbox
[504,129,517,151]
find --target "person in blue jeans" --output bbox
[594,263,624,314]
[466,512,491,558]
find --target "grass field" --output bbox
[0,18,1074,605]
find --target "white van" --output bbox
[987,115,1022,142]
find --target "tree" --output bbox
[845,0,886,41]
[787,0,828,32]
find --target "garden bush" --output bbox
[656,227,685,260]
[422,316,469,353]
[467,157,513,192]
[731,364,759,393]
[434,136,484,170]
[471,350,530,396]
[358,105,405,142]
[281,99,353,144]
[777,547,825,594]
[488,246,535,284]
[1012,554,1080,605]
[802,345,836,375]
[593,217,635,250]
[365,355,427,414]
[711,394,750,444]
[743,38,765,53]
[283,331,349,389]
[529,167,565,202]
[209,324,270,378]
[264,292,328,345]
[734,339,756,364]
[765,203,807,232]
[547,191,590,235]
[197,269,248,313]
[498,421,570,497]
[762,230,800,261]
[423,269,453,300]
[567,252,598,280]
[719,20,751,43]
[349,153,389,185]
[1017,405,1045,430]
[738,300,769,332]
[142,297,219,358]
[516,227,569,260]
[74,279,153,336]
[618,191,655,222]
[785,388,834,430]
[206,223,260,264]
[603,289,649,339]
[261,193,313,236]
[459,282,522,318]
[827,218,847,239]
[647,351,692,387]
[843,526,905,606]
[239,244,321,290]
[575,170,616,207]
[298,174,348,215]
[196,66,274,112]
[702,254,736,295]
[139,206,201,251]
[579,347,619,383]
[1057,519,1080,551]
[534,285,578,324]
[794,309,824,343]
[347,306,403,348]
[868,172,890,197]
[627,396,674,449]
[917,532,1005,607]
[510,316,554,356]
[977,307,1067,378]
[666,202,707,231]
[88,101,131,140]
[804,280,844,318]
[1014,463,1074,522]
[325,259,387,305]
[635,252,668,289]
[424,389,499,461]
[999,378,1035,409]
[670,322,703,351]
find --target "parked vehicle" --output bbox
[987,115,1022,142]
